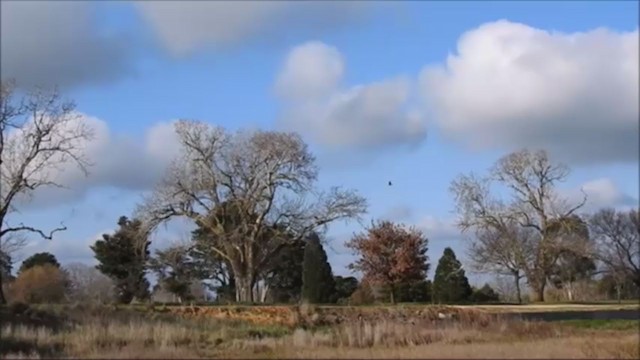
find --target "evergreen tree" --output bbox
[264,239,305,303]
[332,276,359,303]
[396,279,432,303]
[149,245,198,303]
[19,252,60,274]
[301,232,336,304]
[432,247,472,303]
[91,216,151,304]
[470,283,500,303]
[190,221,235,302]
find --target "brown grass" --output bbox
[1,304,637,359]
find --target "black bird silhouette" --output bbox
[388,181,393,186]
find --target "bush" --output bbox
[8,301,29,314]
[349,282,375,305]
[470,284,500,303]
[9,264,68,304]
[396,280,432,303]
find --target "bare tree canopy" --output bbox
[589,208,640,287]
[467,220,532,303]
[450,149,587,302]
[64,262,116,304]
[136,120,367,302]
[0,80,94,304]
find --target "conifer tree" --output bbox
[432,247,472,303]
[19,252,60,274]
[301,233,336,304]
[91,216,150,304]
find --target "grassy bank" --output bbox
[1,304,638,359]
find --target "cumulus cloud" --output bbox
[564,178,638,212]
[0,1,134,88]
[420,20,639,165]
[135,1,371,56]
[13,115,181,210]
[276,42,427,152]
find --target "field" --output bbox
[1,303,638,359]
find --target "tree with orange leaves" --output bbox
[346,220,429,304]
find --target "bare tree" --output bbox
[0,80,94,304]
[468,222,532,304]
[64,262,116,304]
[450,172,533,304]
[451,149,587,302]
[136,120,367,302]
[0,233,28,279]
[0,233,27,258]
[589,208,640,288]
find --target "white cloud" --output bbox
[565,178,637,212]
[135,1,371,56]
[416,215,461,242]
[276,42,427,151]
[11,115,181,210]
[420,20,639,165]
[0,1,133,88]
[275,42,345,101]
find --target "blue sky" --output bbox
[1,1,638,285]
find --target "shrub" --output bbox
[349,281,375,305]
[470,284,500,303]
[9,264,67,304]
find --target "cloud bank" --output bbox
[135,1,371,56]
[420,20,639,165]
[0,1,134,89]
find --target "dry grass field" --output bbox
[1,303,638,359]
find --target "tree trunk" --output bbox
[532,282,546,302]
[261,283,270,303]
[235,275,254,303]
[565,282,574,302]
[513,272,522,304]
[0,273,6,305]
[389,284,396,304]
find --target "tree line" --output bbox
[1,82,637,305]
[1,228,493,306]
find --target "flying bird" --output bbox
[388,181,393,186]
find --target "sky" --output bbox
[1,0,638,285]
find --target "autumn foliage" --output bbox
[346,220,429,304]
[9,264,67,303]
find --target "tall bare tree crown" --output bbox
[136,119,366,302]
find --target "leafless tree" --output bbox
[467,221,534,304]
[491,274,525,303]
[0,80,94,303]
[589,208,640,288]
[64,262,116,304]
[0,233,27,258]
[451,149,587,302]
[0,233,28,274]
[136,120,367,302]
